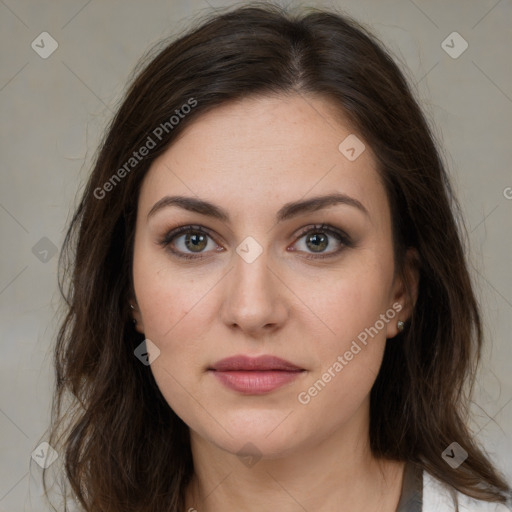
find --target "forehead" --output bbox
[138,94,388,229]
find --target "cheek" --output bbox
[132,239,216,339]
[299,258,393,352]
[294,258,393,411]
[132,244,218,404]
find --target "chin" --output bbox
[193,410,307,459]
[215,432,301,461]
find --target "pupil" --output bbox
[308,233,327,252]
[186,233,206,252]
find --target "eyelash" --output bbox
[158,223,353,261]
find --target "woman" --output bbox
[45,3,512,511]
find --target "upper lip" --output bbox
[209,355,303,372]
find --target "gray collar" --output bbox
[396,461,423,512]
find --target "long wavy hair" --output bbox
[45,3,511,511]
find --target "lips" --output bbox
[209,355,303,372]
[208,355,305,394]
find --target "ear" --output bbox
[386,247,420,339]
[129,299,145,334]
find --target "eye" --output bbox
[291,223,352,260]
[158,225,220,260]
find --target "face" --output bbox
[131,93,414,458]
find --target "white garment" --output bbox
[423,470,512,511]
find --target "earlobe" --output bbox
[387,247,420,339]
[386,312,406,339]
[129,302,145,334]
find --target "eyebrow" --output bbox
[147,192,369,223]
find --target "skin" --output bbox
[131,93,419,512]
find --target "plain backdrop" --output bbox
[0,0,511,510]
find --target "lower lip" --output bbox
[210,370,304,394]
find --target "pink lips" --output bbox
[208,355,305,395]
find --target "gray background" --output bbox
[0,0,511,510]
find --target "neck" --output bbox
[184,411,405,512]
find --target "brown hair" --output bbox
[46,3,511,511]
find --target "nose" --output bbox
[219,243,289,337]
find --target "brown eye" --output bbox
[292,224,353,259]
[159,225,219,260]
[305,232,329,252]
[181,232,208,252]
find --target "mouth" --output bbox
[208,355,306,394]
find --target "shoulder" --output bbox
[423,470,512,512]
